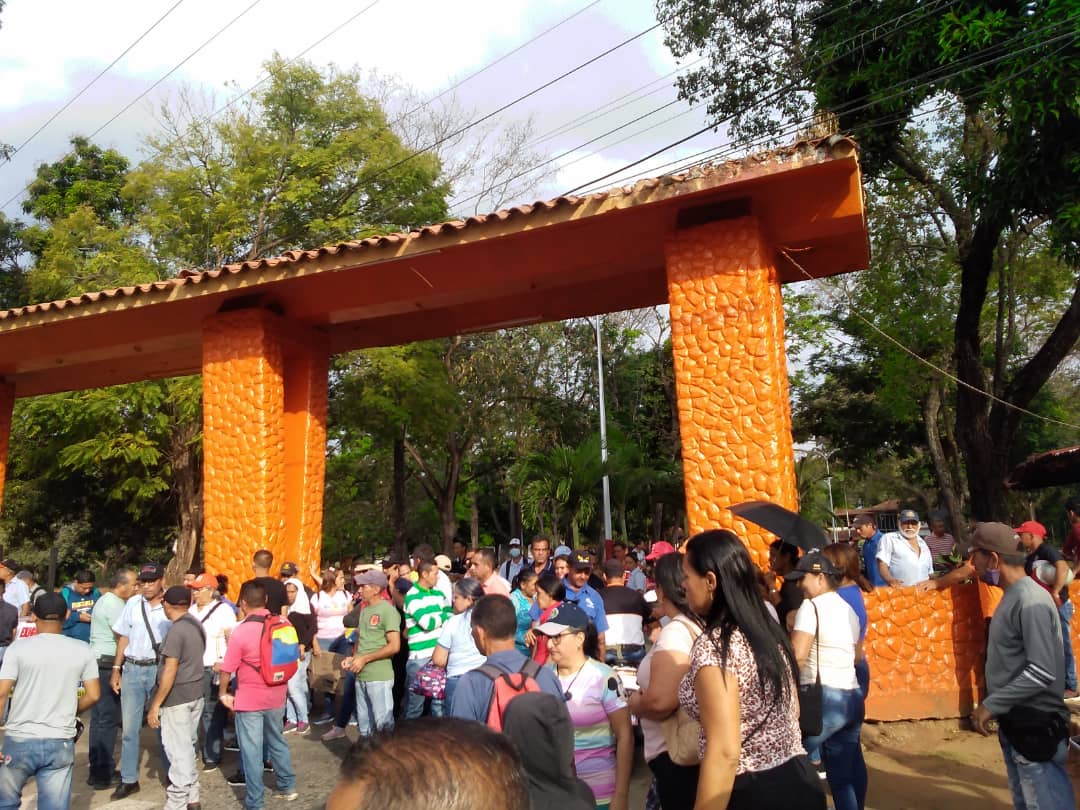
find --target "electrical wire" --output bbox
[1,0,188,165]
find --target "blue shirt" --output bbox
[509,591,533,656]
[862,531,887,588]
[61,585,101,642]
[626,567,647,593]
[449,649,564,722]
[563,581,609,634]
[837,584,868,640]
[112,595,171,661]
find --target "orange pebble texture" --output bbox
[202,310,328,599]
[0,380,12,516]
[666,217,798,568]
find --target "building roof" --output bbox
[0,136,868,397]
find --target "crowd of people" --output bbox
[0,512,1073,810]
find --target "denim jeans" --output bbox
[444,675,461,708]
[201,667,228,764]
[89,661,122,782]
[120,663,169,784]
[355,679,395,736]
[234,707,296,810]
[801,687,867,810]
[404,655,444,719]
[285,652,311,725]
[160,699,203,810]
[1059,600,1077,692]
[0,736,75,810]
[999,731,1075,810]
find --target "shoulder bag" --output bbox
[660,615,704,766]
[140,598,163,661]
[797,601,823,737]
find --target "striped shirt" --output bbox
[555,658,627,804]
[403,584,450,658]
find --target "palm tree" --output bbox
[512,435,606,545]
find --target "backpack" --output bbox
[243,614,300,685]
[476,658,543,732]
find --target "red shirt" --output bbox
[220,609,288,712]
[1064,523,1080,563]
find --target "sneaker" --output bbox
[203,761,220,773]
[321,726,347,741]
[111,782,141,800]
[310,713,333,726]
[226,772,247,787]
[273,791,299,802]
[295,722,310,735]
[223,741,240,752]
[282,722,297,734]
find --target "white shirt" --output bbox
[3,578,29,613]
[190,599,238,667]
[793,591,859,690]
[435,570,453,605]
[638,615,698,761]
[876,531,933,586]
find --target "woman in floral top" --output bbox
[678,529,825,810]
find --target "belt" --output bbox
[125,657,157,666]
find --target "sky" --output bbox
[0,0,723,222]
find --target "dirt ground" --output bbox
[5,716,1080,808]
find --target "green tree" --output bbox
[660,0,1080,520]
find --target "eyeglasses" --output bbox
[546,631,579,645]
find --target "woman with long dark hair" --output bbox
[820,543,871,698]
[679,529,825,810]
[789,551,867,810]
[627,551,702,808]
[531,573,565,665]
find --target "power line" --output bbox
[2,0,187,165]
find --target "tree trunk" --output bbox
[470,492,479,549]
[923,382,966,545]
[618,504,628,542]
[392,432,407,560]
[165,415,203,586]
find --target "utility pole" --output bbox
[595,316,613,540]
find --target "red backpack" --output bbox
[243,614,300,685]
[476,659,543,732]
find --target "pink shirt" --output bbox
[482,575,511,597]
[220,609,288,712]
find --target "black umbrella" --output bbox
[729,501,829,552]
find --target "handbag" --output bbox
[999,706,1069,762]
[661,616,703,766]
[798,602,823,737]
[410,660,447,700]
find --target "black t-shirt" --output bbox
[778,580,804,626]
[288,611,315,648]
[0,602,18,645]
[599,585,652,624]
[242,576,289,616]
[1025,543,1068,602]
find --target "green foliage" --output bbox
[23,136,133,226]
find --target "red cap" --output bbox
[645,541,676,561]
[1013,520,1046,538]
[188,573,218,590]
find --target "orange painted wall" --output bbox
[201,310,328,598]
[0,381,12,515]
[666,216,798,567]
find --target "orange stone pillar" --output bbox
[0,380,13,516]
[666,217,797,567]
[202,310,328,598]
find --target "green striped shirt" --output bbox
[403,584,450,656]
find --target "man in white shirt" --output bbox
[188,573,237,770]
[877,509,933,587]
[0,559,30,618]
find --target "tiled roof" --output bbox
[0,137,854,323]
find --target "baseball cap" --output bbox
[553,545,572,558]
[784,551,840,580]
[33,592,67,621]
[357,569,389,589]
[851,514,874,529]
[535,603,590,636]
[189,573,218,591]
[898,509,920,524]
[508,537,522,547]
[434,554,452,572]
[138,562,165,581]
[394,576,413,594]
[280,562,299,577]
[569,551,592,569]
[968,522,1023,558]
[0,558,17,573]
[1013,520,1047,538]
[163,585,192,606]
[645,541,676,561]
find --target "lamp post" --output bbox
[817,444,837,542]
[594,316,613,540]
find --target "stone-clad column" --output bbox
[0,380,13,517]
[666,216,797,566]
[201,310,328,598]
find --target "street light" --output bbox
[594,316,613,540]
